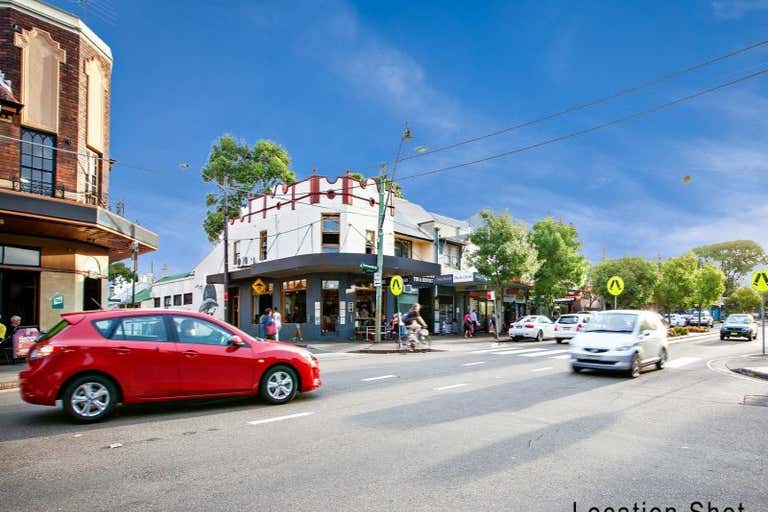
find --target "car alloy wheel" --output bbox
[536,330,543,342]
[656,348,667,370]
[63,375,117,423]
[260,365,298,404]
[629,354,641,379]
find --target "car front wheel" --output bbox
[629,354,641,379]
[656,348,667,370]
[260,365,298,404]
[536,330,543,342]
[63,375,118,423]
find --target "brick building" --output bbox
[0,0,156,331]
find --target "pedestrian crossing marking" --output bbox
[551,354,571,360]
[493,348,547,355]
[666,357,701,369]
[519,349,570,357]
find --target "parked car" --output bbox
[553,313,591,344]
[20,310,322,423]
[570,310,669,378]
[508,315,555,341]
[688,310,714,328]
[720,314,758,341]
[669,314,688,327]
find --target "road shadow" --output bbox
[0,392,322,442]
[425,411,618,481]
[351,371,622,430]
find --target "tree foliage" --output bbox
[725,286,761,314]
[468,211,540,305]
[202,135,296,242]
[530,217,588,313]
[654,252,698,313]
[590,257,659,309]
[692,240,767,293]
[108,262,134,283]
[693,262,726,311]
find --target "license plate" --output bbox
[562,326,572,331]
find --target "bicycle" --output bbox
[398,326,432,352]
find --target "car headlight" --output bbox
[301,350,318,366]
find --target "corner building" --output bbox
[0,0,156,329]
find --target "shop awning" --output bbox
[206,253,441,284]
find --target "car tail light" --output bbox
[554,326,559,331]
[525,323,534,329]
[577,323,583,331]
[28,344,66,361]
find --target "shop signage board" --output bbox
[314,302,321,325]
[339,301,346,325]
[251,278,268,295]
[14,327,40,358]
[51,293,64,309]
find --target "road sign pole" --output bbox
[762,294,765,356]
[614,296,617,310]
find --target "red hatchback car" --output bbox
[20,309,321,422]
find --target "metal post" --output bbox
[222,182,230,323]
[131,240,139,308]
[614,296,617,310]
[374,171,386,343]
[761,294,765,355]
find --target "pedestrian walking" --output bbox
[470,309,478,333]
[263,308,276,340]
[463,311,474,338]
[490,313,498,340]
[273,309,282,341]
[292,309,304,342]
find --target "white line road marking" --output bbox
[531,367,553,372]
[493,348,547,355]
[247,412,315,426]
[520,349,571,358]
[462,361,486,367]
[666,357,702,369]
[434,383,469,391]
[551,354,571,360]
[314,352,359,359]
[361,374,397,382]
[470,347,525,354]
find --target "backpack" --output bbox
[265,317,276,336]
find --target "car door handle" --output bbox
[183,350,198,358]
[112,347,131,355]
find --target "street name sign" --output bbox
[390,275,404,296]
[360,263,378,274]
[607,276,624,296]
[751,270,768,293]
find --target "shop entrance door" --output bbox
[0,269,39,327]
[83,277,101,310]
[321,280,340,335]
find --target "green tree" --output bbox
[468,211,540,336]
[530,217,588,314]
[202,136,296,242]
[693,263,726,324]
[590,257,659,309]
[692,240,767,293]
[654,252,698,316]
[725,286,761,314]
[349,172,403,198]
[108,262,134,283]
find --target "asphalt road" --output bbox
[1,333,766,512]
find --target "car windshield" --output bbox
[519,316,536,323]
[584,313,637,333]
[558,315,579,324]
[726,315,751,324]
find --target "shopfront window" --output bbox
[321,280,339,334]
[251,282,274,327]
[283,279,307,324]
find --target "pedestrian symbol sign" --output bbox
[751,270,768,293]
[390,275,404,296]
[607,276,624,296]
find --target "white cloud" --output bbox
[711,0,768,19]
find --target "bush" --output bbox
[686,326,708,333]
[668,326,688,337]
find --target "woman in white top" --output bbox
[272,310,282,341]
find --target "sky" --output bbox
[47,0,768,274]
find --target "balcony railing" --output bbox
[6,174,110,209]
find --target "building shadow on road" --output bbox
[0,393,321,443]
[351,372,623,430]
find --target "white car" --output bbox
[688,311,714,328]
[669,314,688,327]
[554,313,591,344]
[508,315,555,341]
[570,310,669,378]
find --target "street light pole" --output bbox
[374,123,412,344]
[130,240,139,308]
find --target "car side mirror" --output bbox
[230,335,245,347]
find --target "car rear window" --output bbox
[558,316,579,324]
[93,318,120,338]
[38,319,70,342]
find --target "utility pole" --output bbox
[374,123,412,343]
[222,180,230,323]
